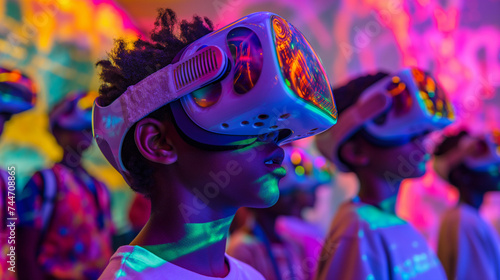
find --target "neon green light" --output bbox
[140,216,234,266]
[255,173,281,204]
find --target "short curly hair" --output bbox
[96,8,214,196]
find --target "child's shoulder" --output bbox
[331,202,407,237]
[98,245,162,279]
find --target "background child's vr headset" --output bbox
[0,67,37,114]
[93,12,338,183]
[434,130,500,180]
[50,91,96,131]
[316,68,455,172]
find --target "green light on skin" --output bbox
[255,171,284,204]
[139,216,234,267]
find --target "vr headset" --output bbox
[0,67,37,114]
[50,91,97,131]
[434,130,500,179]
[316,68,455,172]
[92,12,337,183]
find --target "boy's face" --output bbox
[173,137,286,210]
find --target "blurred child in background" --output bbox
[17,91,113,280]
[315,68,452,280]
[0,67,36,280]
[227,146,332,280]
[434,130,500,280]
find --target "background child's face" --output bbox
[459,166,500,192]
[450,137,500,192]
[173,138,286,210]
[356,134,431,179]
[53,127,93,153]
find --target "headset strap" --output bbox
[40,169,57,234]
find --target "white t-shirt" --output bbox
[437,204,500,280]
[316,201,446,280]
[99,245,265,280]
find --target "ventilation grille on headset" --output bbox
[173,48,220,91]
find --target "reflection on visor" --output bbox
[411,69,455,120]
[386,76,413,116]
[227,27,263,94]
[271,16,337,119]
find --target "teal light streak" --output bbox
[356,204,405,230]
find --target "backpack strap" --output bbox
[0,171,9,230]
[39,169,57,233]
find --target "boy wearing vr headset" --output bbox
[227,146,331,280]
[315,69,452,280]
[434,130,500,280]
[17,91,114,280]
[0,67,36,280]
[94,9,337,279]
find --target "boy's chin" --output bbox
[246,184,280,209]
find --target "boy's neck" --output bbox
[130,182,236,278]
[60,149,83,169]
[254,210,281,244]
[357,173,401,214]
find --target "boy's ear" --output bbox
[134,118,178,165]
[339,140,370,168]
